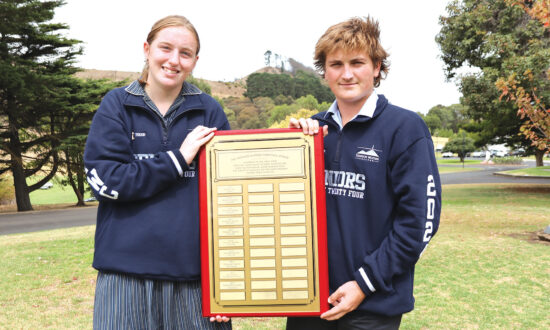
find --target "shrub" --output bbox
[492,156,523,165]
[0,175,15,205]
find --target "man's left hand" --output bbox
[320,280,366,321]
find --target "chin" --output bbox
[160,78,184,88]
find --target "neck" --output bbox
[338,99,367,126]
[145,82,182,115]
[337,89,375,126]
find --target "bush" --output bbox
[0,175,14,205]
[492,156,523,165]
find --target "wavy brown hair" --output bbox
[314,16,389,87]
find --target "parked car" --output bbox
[510,148,525,156]
[471,150,485,158]
[40,182,53,189]
[442,152,453,158]
[491,150,507,157]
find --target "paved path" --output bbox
[0,206,98,235]
[439,163,550,185]
[1,160,549,235]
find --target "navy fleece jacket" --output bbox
[84,81,229,281]
[313,94,441,316]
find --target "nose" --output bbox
[168,49,179,65]
[342,64,353,79]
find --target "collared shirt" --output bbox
[125,80,202,126]
[326,90,379,129]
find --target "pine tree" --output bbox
[0,0,83,211]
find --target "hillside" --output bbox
[75,60,317,99]
[74,69,249,98]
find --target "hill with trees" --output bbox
[76,58,334,131]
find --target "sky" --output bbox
[53,0,461,114]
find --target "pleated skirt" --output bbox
[93,271,232,330]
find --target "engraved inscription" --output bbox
[216,148,305,180]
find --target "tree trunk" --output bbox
[8,114,33,211]
[64,150,85,206]
[12,160,33,211]
[535,149,544,167]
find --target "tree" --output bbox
[267,103,300,127]
[436,0,549,166]
[293,71,334,103]
[443,132,476,163]
[187,75,211,94]
[294,95,320,111]
[264,50,272,66]
[0,0,83,211]
[423,114,442,136]
[270,109,320,129]
[496,0,550,166]
[58,78,122,206]
[244,71,333,103]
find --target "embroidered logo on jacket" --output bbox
[325,170,366,199]
[131,131,146,140]
[355,145,381,163]
[134,154,155,160]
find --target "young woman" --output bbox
[84,15,231,329]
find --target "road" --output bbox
[439,162,550,184]
[0,206,98,235]
[1,160,549,235]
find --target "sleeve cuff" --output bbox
[167,150,189,177]
[354,267,376,297]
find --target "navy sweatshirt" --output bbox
[84,81,229,281]
[312,94,441,316]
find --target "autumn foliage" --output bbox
[497,0,550,158]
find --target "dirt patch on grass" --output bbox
[505,186,550,194]
[508,231,550,246]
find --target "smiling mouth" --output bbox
[162,66,180,74]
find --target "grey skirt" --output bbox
[93,271,232,330]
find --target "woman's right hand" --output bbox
[289,117,328,136]
[179,125,217,165]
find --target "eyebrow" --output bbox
[158,41,196,53]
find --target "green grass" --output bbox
[1,184,549,329]
[437,158,483,165]
[436,158,485,173]
[437,166,484,173]
[28,176,95,205]
[496,165,550,177]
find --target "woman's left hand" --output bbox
[210,315,231,323]
[179,125,217,164]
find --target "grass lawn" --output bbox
[436,158,485,174]
[1,183,549,329]
[496,166,550,177]
[437,159,483,165]
[437,166,484,174]
[28,176,95,205]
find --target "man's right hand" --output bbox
[289,117,328,136]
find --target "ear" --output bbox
[189,55,199,73]
[143,41,150,59]
[374,61,381,78]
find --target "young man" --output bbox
[288,17,441,329]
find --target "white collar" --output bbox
[327,90,378,129]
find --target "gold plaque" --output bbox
[199,129,329,317]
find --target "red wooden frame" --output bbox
[199,128,328,317]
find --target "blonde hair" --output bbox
[139,15,200,84]
[314,16,389,87]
